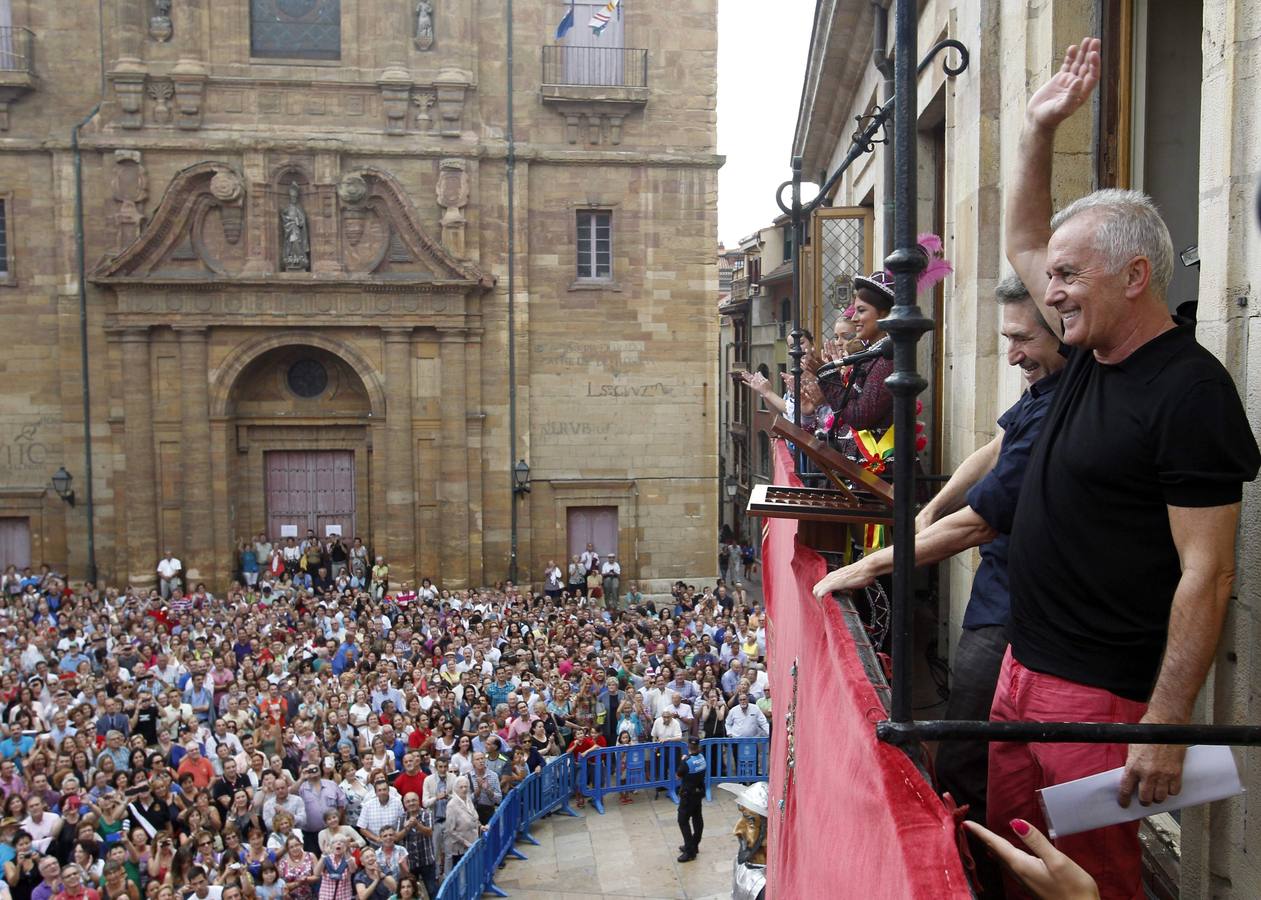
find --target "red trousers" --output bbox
[986,647,1147,900]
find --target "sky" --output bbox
[717,0,818,248]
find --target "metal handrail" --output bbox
[541,44,648,88]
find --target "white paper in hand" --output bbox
[1038,744,1243,839]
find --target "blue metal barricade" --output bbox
[701,736,770,800]
[434,739,768,897]
[579,741,685,813]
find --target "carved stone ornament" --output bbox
[436,159,468,258]
[171,58,208,130]
[210,171,244,204]
[94,162,491,291]
[337,173,368,206]
[110,151,149,252]
[338,173,369,246]
[110,60,148,129]
[210,170,245,244]
[412,91,436,132]
[148,80,174,124]
[150,0,173,41]
[432,68,472,138]
[414,0,434,50]
[377,67,413,136]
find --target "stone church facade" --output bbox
[0,0,719,590]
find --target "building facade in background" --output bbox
[0,0,719,591]
[717,221,794,546]
[795,0,1261,894]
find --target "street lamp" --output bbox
[51,467,76,506]
[725,476,738,499]
[513,459,531,496]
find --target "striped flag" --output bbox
[589,0,621,36]
[555,0,575,39]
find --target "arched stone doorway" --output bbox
[220,341,381,575]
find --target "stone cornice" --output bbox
[98,276,477,292]
[53,136,723,168]
[104,289,471,328]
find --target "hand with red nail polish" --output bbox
[962,819,1100,899]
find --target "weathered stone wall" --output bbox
[0,0,719,590]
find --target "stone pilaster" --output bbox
[176,326,212,580]
[383,328,417,580]
[439,329,470,587]
[119,328,158,588]
[109,0,148,128]
[463,323,484,588]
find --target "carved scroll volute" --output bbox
[209,169,245,245]
[436,159,468,258]
[338,174,369,246]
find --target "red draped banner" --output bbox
[765,441,970,899]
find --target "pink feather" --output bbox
[916,232,943,255]
[916,257,953,293]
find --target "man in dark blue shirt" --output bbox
[812,275,1066,833]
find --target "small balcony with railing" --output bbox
[0,28,35,130]
[541,45,650,108]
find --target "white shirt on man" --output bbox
[724,703,769,738]
[650,715,683,743]
[639,685,662,719]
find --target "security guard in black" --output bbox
[676,738,707,862]
[1008,322,1260,701]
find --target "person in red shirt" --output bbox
[406,715,433,752]
[568,725,607,809]
[259,682,288,727]
[392,749,427,799]
[175,743,215,789]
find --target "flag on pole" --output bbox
[555,0,576,39]
[589,0,621,36]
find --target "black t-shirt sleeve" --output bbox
[1154,376,1261,507]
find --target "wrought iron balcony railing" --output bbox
[542,45,648,89]
[0,28,34,74]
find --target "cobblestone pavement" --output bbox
[490,789,744,899]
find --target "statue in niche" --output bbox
[150,0,172,41]
[280,183,310,272]
[414,0,434,50]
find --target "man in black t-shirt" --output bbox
[996,38,1261,899]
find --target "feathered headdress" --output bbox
[915,232,953,294]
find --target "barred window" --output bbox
[576,210,612,280]
[250,0,341,61]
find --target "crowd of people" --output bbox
[0,542,771,900]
